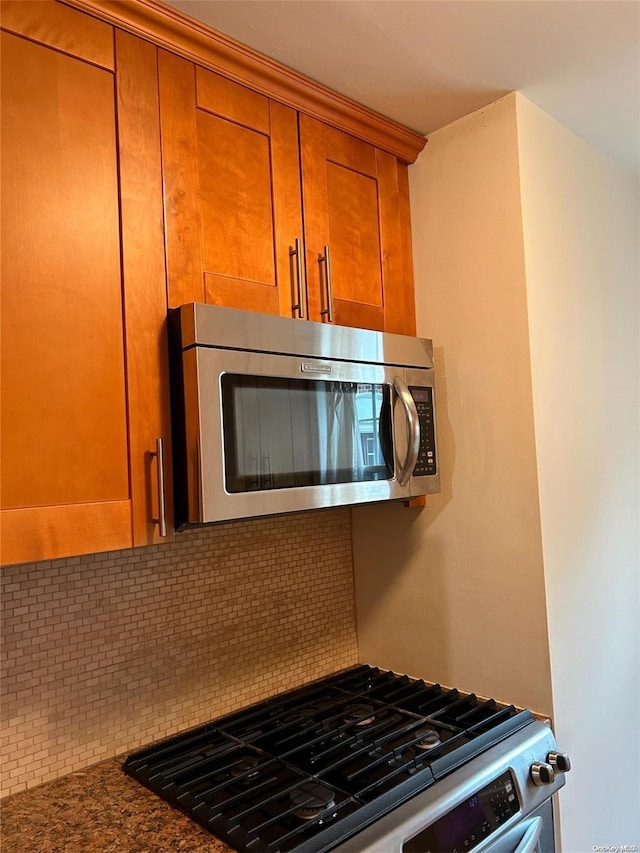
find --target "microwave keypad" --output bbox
[410,386,436,476]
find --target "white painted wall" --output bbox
[353,91,640,850]
[516,94,640,850]
[352,94,554,715]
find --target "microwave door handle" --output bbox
[393,377,420,487]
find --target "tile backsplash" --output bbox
[0,508,358,798]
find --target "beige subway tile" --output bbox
[2,509,356,794]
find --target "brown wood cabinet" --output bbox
[159,53,304,318]
[0,1,172,565]
[1,0,426,565]
[158,51,417,334]
[300,116,416,334]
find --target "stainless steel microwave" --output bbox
[169,304,439,526]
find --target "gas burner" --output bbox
[414,728,442,751]
[343,702,376,726]
[290,782,336,821]
[230,754,260,780]
[125,665,546,852]
[297,704,322,719]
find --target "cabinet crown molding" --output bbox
[59,0,427,163]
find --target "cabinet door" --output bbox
[299,116,416,335]
[159,52,304,318]
[0,8,131,564]
[0,3,171,563]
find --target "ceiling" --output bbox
[165,0,640,174]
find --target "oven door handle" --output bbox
[513,816,543,853]
[393,377,420,487]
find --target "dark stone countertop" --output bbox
[0,756,233,853]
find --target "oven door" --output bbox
[482,800,555,853]
[181,346,425,523]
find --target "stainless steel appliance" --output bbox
[169,304,439,526]
[124,665,569,852]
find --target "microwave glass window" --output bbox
[221,375,393,492]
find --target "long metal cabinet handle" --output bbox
[152,437,168,537]
[290,237,306,319]
[319,245,334,323]
[393,377,420,487]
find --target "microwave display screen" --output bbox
[221,375,393,492]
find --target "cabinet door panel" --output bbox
[1,33,129,509]
[325,162,383,308]
[377,152,416,336]
[158,50,204,307]
[0,29,132,562]
[117,30,174,545]
[160,54,303,317]
[0,0,114,69]
[325,127,377,177]
[270,102,306,318]
[1,503,132,566]
[197,111,275,286]
[204,274,280,314]
[300,115,416,334]
[196,66,269,132]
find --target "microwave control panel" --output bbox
[410,386,437,477]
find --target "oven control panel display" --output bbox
[409,386,436,476]
[403,771,520,853]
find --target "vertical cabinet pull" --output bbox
[151,437,168,537]
[290,237,306,319]
[319,245,334,323]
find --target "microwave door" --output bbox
[190,348,413,524]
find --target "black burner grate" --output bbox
[124,665,533,852]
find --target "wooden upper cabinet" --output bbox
[159,51,304,318]
[0,22,131,564]
[300,117,416,334]
[0,3,172,564]
[1,0,423,564]
[158,52,417,334]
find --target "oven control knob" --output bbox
[547,751,571,773]
[530,762,555,786]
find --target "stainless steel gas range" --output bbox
[124,665,570,852]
